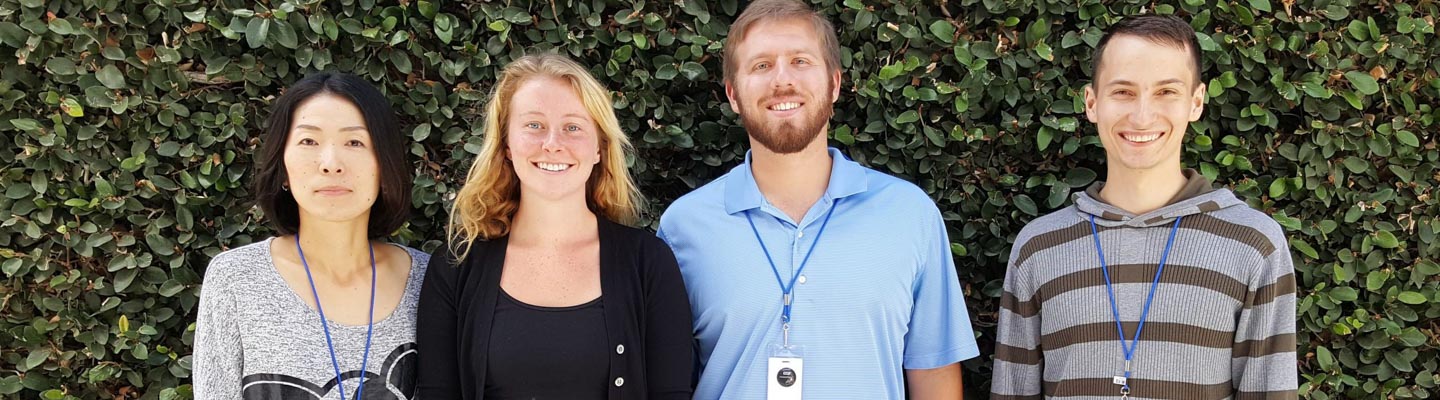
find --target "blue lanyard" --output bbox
[1089,214,1182,396]
[745,198,840,344]
[296,235,377,400]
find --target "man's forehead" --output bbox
[733,18,823,58]
[1095,36,1196,86]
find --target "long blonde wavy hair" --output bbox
[447,52,643,259]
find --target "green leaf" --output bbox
[1316,346,1335,370]
[928,20,954,43]
[1330,287,1359,302]
[1365,271,1388,291]
[245,18,270,48]
[1037,127,1054,151]
[895,110,919,124]
[1395,130,1419,148]
[1035,42,1053,61]
[1374,230,1399,248]
[679,62,706,80]
[1291,240,1318,259]
[1268,178,1287,197]
[97,64,125,89]
[273,20,298,48]
[1343,157,1369,173]
[1013,194,1038,216]
[24,348,49,370]
[1345,71,1380,95]
[10,118,40,131]
[1248,0,1272,13]
[655,64,677,80]
[1397,291,1426,304]
[878,62,904,80]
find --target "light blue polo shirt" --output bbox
[658,148,979,399]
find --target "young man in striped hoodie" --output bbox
[990,15,1298,399]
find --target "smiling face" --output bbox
[282,93,381,224]
[725,17,842,154]
[505,76,602,204]
[1085,34,1206,174]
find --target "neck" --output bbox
[749,131,832,219]
[294,214,374,282]
[510,195,598,246]
[1099,165,1188,215]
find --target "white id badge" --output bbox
[767,345,804,400]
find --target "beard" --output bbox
[736,87,835,154]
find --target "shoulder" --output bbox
[1009,206,1085,264]
[201,239,274,286]
[661,174,731,222]
[389,243,431,275]
[1202,205,1289,257]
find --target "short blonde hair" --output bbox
[447,52,643,258]
[723,0,842,85]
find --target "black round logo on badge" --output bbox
[776,367,796,387]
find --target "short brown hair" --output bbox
[1092,14,1203,87]
[722,0,841,85]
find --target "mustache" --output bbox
[759,88,805,104]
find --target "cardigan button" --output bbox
[616,344,626,354]
[615,377,625,387]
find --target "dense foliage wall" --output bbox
[1,0,1436,398]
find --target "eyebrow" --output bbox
[517,111,590,120]
[294,124,368,132]
[1107,78,1186,87]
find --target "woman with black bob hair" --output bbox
[194,71,429,399]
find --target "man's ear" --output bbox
[1083,83,1098,123]
[1189,83,1207,122]
[830,69,841,103]
[725,80,740,115]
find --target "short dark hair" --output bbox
[252,72,411,238]
[1092,14,1203,87]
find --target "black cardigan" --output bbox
[414,219,694,399]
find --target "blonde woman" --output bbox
[415,53,694,399]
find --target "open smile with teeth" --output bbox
[1121,131,1164,143]
[535,162,572,172]
[768,102,802,111]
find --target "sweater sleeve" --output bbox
[415,249,465,398]
[991,240,1044,400]
[1231,244,1299,399]
[641,235,696,399]
[192,257,244,398]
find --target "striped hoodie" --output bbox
[991,170,1298,399]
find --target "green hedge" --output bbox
[1,0,1436,398]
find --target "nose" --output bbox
[770,63,797,89]
[319,145,344,174]
[1128,97,1159,128]
[541,128,563,152]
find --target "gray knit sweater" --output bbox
[991,173,1298,400]
[192,238,429,399]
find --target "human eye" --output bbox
[297,138,318,145]
[347,139,367,147]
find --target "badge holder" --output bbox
[767,323,804,400]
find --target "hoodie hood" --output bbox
[1075,169,1247,228]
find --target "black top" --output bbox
[485,290,608,400]
[416,219,695,400]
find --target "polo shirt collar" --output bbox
[724,147,869,215]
